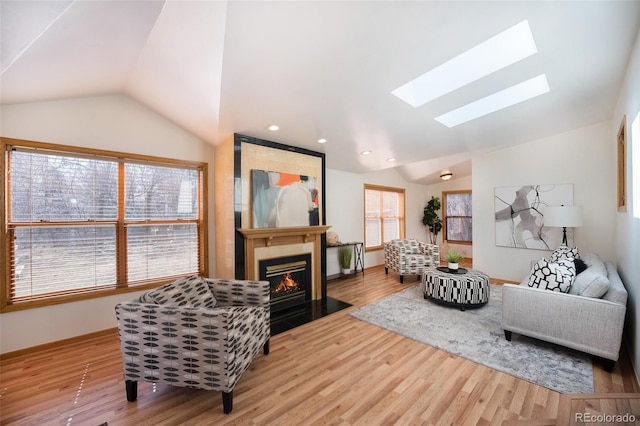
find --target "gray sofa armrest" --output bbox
[502,283,626,361]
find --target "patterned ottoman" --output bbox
[422,267,490,310]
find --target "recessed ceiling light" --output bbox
[435,74,550,127]
[391,20,538,108]
[317,138,327,144]
[360,150,372,156]
[267,125,279,131]
[387,158,396,162]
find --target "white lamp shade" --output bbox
[543,205,583,227]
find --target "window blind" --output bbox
[364,186,404,249]
[5,144,204,303]
[9,150,118,298]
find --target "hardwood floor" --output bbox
[1,265,638,425]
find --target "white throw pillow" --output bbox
[527,258,575,293]
[569,252,610,298]
[550,245,580,262]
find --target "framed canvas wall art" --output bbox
[251,169,319,228]
[494,184,573,250]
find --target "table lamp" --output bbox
[543,205,583,246]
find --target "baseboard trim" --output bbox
[0,327,118,361]
[623,338,640,393]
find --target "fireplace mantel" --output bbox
[238,225,331,246]
[238,225,331,300]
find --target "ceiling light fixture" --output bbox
[317,138,327,144]
[391,20,538,108]
[360,150,372,156]
[435,74,550,127]
[267,125,279,131]
[387,157,396,162]
[440,171,453,181]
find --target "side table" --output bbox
[327,242,364,276]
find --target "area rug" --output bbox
[349,284,594,394]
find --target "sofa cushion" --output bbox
[527,258,575,293]
[550,245,580,262]
[569,252,610,298]
[140,275,217,308]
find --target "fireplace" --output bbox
[260,253,312,312]
[238,225,330,306]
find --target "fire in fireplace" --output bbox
[260,254,312,312]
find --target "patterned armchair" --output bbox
[384,238,440,283]
[115,275,270,414]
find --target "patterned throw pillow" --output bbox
[550,245,580,262]
[140,275,217,308]
[527,258,576,293]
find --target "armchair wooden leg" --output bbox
[263,339,270,355]
[222,391,233,414]
[504,330,512,341]
[125,380,138,402]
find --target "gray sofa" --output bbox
[502,252,627,371]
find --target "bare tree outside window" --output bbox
[443,191,472,243]
[3,139,206,310]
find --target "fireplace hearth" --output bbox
[260,254,312,312]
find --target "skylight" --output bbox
[434,74,550,127]
[391,20,538,108]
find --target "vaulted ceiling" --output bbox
[1,1,639,183]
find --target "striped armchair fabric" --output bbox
[384,238,440,283]
[115,276,270,414]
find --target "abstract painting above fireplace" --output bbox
[251,169,319,228]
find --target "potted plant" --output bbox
[338,246,353,275]
[422,196,443,245]
[445,249,464,271]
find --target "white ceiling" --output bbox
[1,0,639,184]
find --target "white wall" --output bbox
[613,28,640,383]
[472,121,616,282]
[325,167,429,274]
[0,94,215,354]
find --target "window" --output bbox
[632,113,640,219]
[364,184,405,250]
[443,190,472,243]
[2,138,207,311]
[618,115,627,212]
